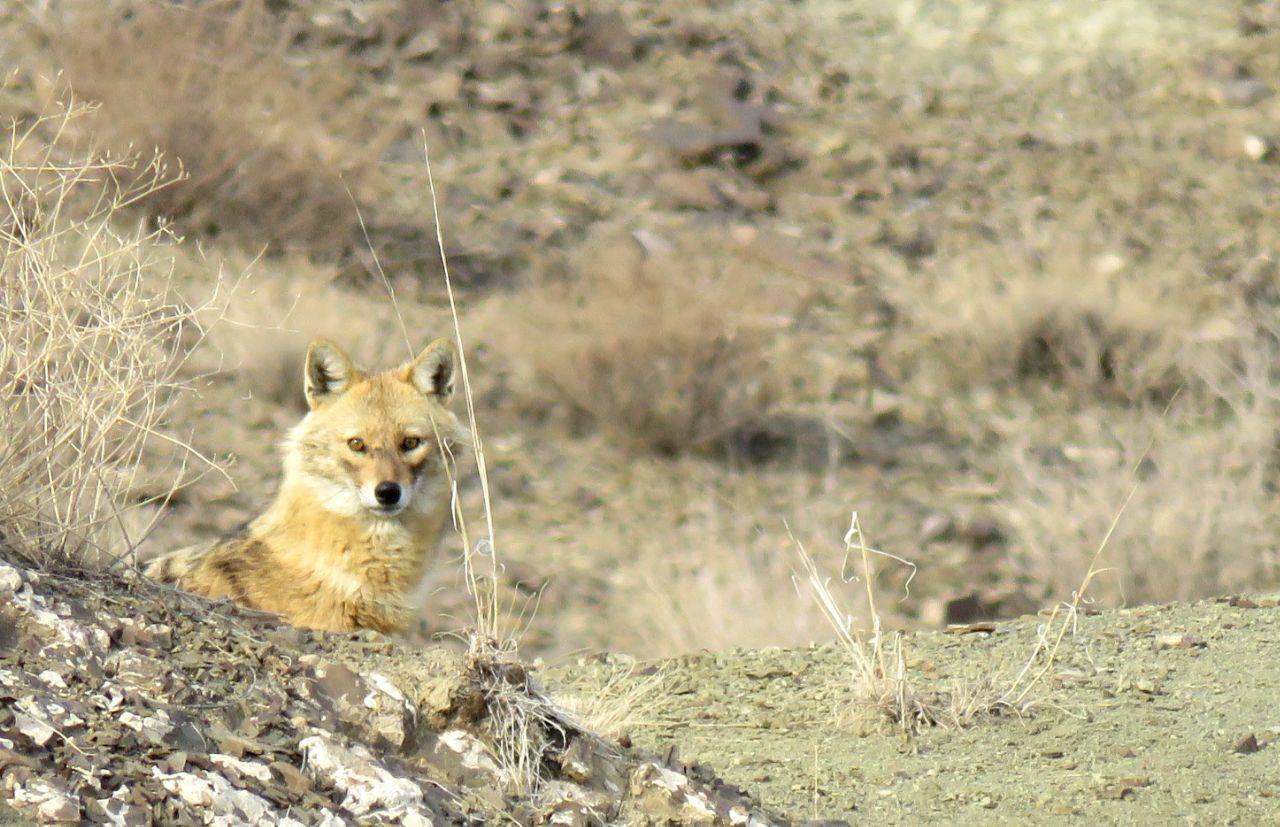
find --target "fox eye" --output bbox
[400,436,421,451]
[347,437,366,453]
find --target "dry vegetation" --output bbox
[485,237,808,455]
[48,0,385,254]
[0,105,212,567]
[3,0,1280,667]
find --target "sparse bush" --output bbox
[894,231,1240,402]
[48,0,384,253]
[486,244,801,455]
[0,105,211,567]
[1000,389,1280,606]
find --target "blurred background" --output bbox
[6,0,1280,659]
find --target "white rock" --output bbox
[209,753,273,784]
[439,729,502,775]
[300,730,433,825]
[14,710,56,747]
[12,779,80,823]
[36,671,67,690]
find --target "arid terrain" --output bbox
[3,0,1280,822]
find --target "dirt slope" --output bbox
[562,596,1280,823]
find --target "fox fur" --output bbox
[146,337,467,633]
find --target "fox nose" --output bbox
[374,481,402,506]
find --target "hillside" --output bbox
[4,0,1280,821]
[0,558,775,825]
[3,552,1277,823]
[5,0,1280,660]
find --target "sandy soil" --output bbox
[556,595,1280,822]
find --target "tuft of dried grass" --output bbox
[47,0,385,253]
[1000,392,1280,607]
[893,229,1238,402]
[487,244,802,456]
[551,662,666,742]
[0,103,217,567]
[793,513,1068,733]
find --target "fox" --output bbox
[146,337,467,634]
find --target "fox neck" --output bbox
[255,478,437,586]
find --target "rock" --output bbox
[655,170,721,210]
[152,768,274,823]
[0,564,24,595]
[573,11,636,67]
[919,513,955,543]
[13,710,57,747]
[1241,133,1273,161]
[11,779,80,823]
[270,761,313,796]
[300,730,436,826]
[1217,78,1273,106]
[1155,634,1206,650]
[1232,733,1262,754]
[0,560,779,826]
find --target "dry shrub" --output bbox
[795,513,1067,733]
[48,0,384,252]
[999,388,1280,606]
[485,244,801,455]
[0,106,212,567]
[894,230,1239,402]
[601,475,856,655]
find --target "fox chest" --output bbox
[308,529,429,598]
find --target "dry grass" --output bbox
[892,227,1240,402]
[46,0,385,253]
[792,513,940,731]
[1000,393,1280,606]
[551,662,666,741]
[486,241,805,456]
[0,104,215,567]
[610,486,856,655]
[793,512,1080,733]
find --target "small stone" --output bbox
[1242,134,1272,161]
[1219,78,1273,106]
[632,229,673,256]
[919,513,955,543]
[270,761,313,796]
[1155,634,1206,650]
[1233,733,1261,754]
[1098,784,1135,801]
[655,171,721,210]
[14,710,57,746]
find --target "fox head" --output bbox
[282,337,468,520]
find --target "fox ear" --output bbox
[304,339,357,409]
[406,338,455,403]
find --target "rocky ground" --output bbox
[0,557,776,825]
[5,550,1278,824]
